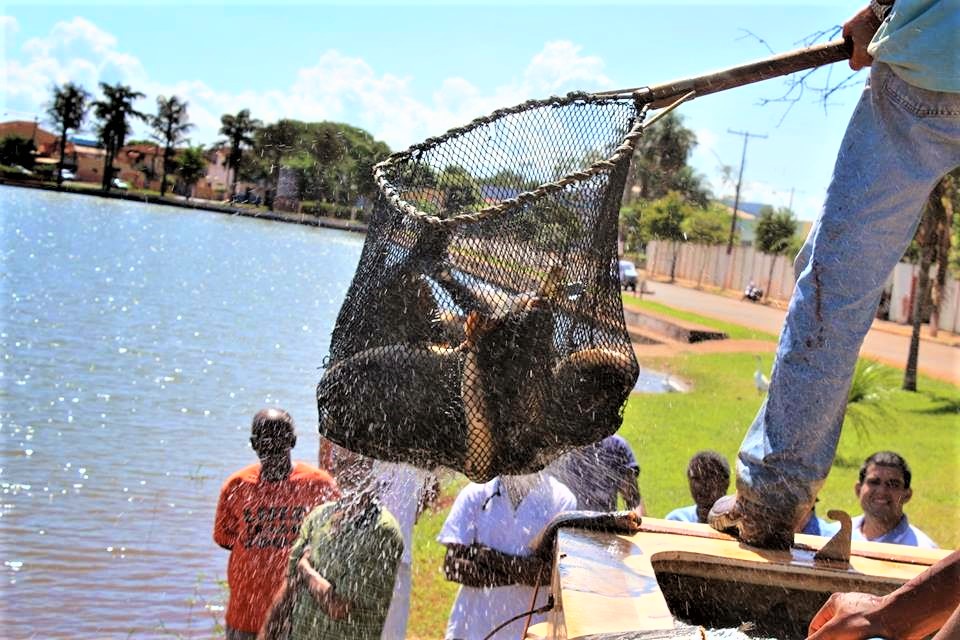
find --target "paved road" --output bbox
[641,281,958,385]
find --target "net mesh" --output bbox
[317,92,645,482]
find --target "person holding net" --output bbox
[710,0,960,548]
[438,472,576,640]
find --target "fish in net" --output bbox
[317,91,648,482]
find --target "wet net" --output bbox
[317,91,647,482]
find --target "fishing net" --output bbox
[317,91,648,482]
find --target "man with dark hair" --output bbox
[666,451,730,524]
[851,451,937,548]
[551,434,645,513]
[214,409,338,640]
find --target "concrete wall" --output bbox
[887,262,960,333]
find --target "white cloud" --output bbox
[523,40,611,94]
[5,18,615,155]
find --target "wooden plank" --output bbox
[551,519,951,640]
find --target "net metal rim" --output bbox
[373,91,650,227]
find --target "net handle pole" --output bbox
[596,37,851,107]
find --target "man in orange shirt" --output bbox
[214,408,338,640]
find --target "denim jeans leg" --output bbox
[735,63,960,541]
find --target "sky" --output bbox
[2,1,871,220]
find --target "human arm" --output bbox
[618,468,644,513]
[443,543,549,588]
[615,438,644,513]
[843,4,885,71]
[296,548,352,620]
[807,549,960,640]
[212,482,238,551]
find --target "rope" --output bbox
[481,595,555,640]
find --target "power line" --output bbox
[726,128,767,255]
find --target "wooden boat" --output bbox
[527,516,950,640]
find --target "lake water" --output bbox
[0,186,678,638]
[0,186,364,637]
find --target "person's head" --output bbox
[250,408,296,461]
[855,451,912,527]
[687,450,730,511]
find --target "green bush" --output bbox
[301,200,362,221]
[34,164,56,180]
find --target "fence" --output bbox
[644,240,959,334]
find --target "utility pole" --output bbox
[726,129,767,254]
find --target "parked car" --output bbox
[112,178,130,190]
[618,259,638,291]
[60,168,77,181]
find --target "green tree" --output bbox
[175,146,208,201]
[642,191,695,282]
[307,122,347,205]
[928,168,957,337]
[46,82,91,188]
[219,109,261,200]
[618,202,647,254]
[256,119,303,210]
[683,204,729,245]
[345,129,391,217]
[903,174,955,391]
[151,95,193,197]
[754,205,798,301]
[684,204,730,287]
[437,165,482,214]
[0,136,37,169]
[93,82,146,191]
[627,112,710,206]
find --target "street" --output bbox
[641,281,958,385]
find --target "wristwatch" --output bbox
[870,0,894,20]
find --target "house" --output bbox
[0,120,57,155]
[69,138,107,183]
[189,146,232,201]
[117,143,164,189]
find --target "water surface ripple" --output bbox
[0,186,363,637]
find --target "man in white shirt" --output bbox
[438,472,576,640]
[374,460,438,640]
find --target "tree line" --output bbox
[37,81,392,212]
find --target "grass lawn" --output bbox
[406,322,958,638]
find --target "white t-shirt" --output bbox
[438,475,576,640]
[374,460,432,564]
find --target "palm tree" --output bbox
[151,95,193,197]
[175,146,208,201]
[219,109,261,200]
[93,83,146,192]
[903,179,951,391]
[754,206,798,301]
[46,82,91,188]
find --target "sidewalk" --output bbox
[635,279,958,385]
[649,275,958,348]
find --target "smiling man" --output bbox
[851,451,937,548]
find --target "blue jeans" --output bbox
[736,63,960,536]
